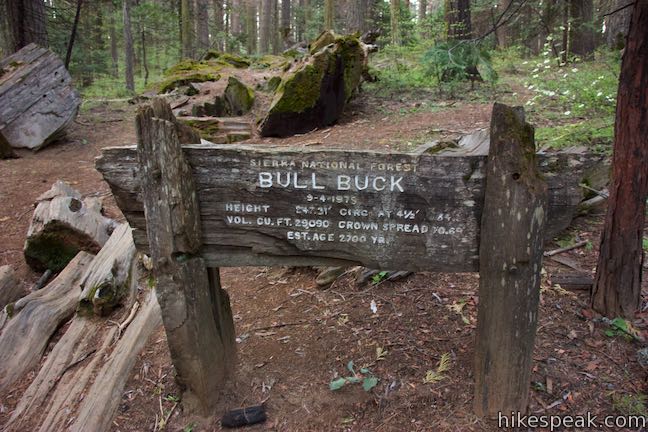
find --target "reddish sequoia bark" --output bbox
[591,3,648,318]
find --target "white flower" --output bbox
[571,68,579,73]
[544,59,550,64]
[596,91,603,97]
[564,111,571,116]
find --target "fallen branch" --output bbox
[544,240,589,257]
[109,300,140,341]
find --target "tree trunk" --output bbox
[561,0,569,63]
[64,0,83,69]
[246,0,257,54]
[419,0,427,23]
[213,0,225,50]
[259,0,272,53]
[445,0,472,40]
[324,0,334,30]
[390,0,400,45]
[569,0,596,58]
[296,0,306,41]
[181,0,194,58]
[230,0,241,37]
[196,0,210,53]
[109,0,119,77]
[272,0,281,53]
[592,2,648,319]
[1,0,49,55]
[281,0,291,49]
[123,0,135,91]
[496,0,511,48]
[140,17,149,86]
[604,0,632,49]
[348,0,367,33]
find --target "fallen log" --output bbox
[70,290,161,432]
[6,290,160,432]
[6,317,109,431]
[0,252,93,393]
[0,43,81,150]
[259,31,367,137]
[0,265,22,309]
[24,180,115,271]
[78,223,138,316]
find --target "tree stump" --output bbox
[473,103,548,416]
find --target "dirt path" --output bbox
[1,98,647,431]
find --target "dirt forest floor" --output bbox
[1,92,648,432]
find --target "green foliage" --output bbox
[371,271,389,285]
[422,41,498,85]
[604,317,641,341]
[368,43,433,94]
[535,118,614,153]
[329,360,379,392]
[612,393,648,416]
[520,41,620,150]
[642,238,648,251]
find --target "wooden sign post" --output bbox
[97,100,594,417]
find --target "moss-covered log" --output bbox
[259,31,366,137]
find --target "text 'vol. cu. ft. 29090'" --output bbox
[96,144,595,272]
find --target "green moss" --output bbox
[203,51,252,68]
[265,76,282,92]
[219,53,251,68]
[181,118,222,138]
[224,76,255,115]
[24,233,81,272]
[164,60,217,76]
[338,37,365,101]
[5,303,14,318]
[158,72,221,93]
[309,30,337,54]
[269,49,334,114]
[252,55,290,70]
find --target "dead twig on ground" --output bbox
[544,241,589,257]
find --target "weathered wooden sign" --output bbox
[98,145,596,272]
[95,99,601,418]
